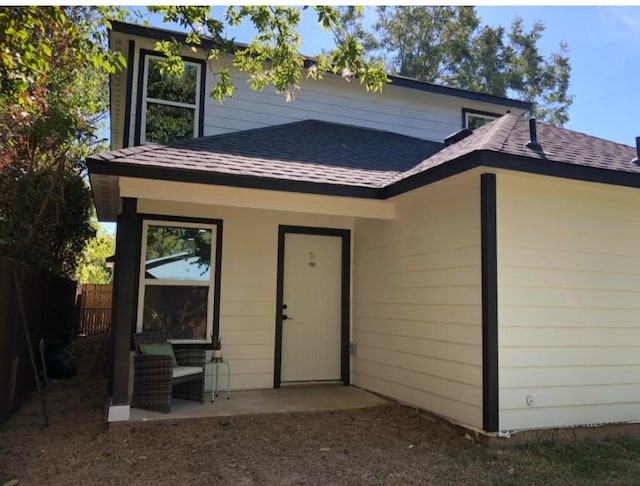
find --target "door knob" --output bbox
[282,314,293,321]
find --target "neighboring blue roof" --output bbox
[145,252,210,280]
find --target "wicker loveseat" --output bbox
[131,331,206,413]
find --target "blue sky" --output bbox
[139,6,639,146]
[475,6,640,146]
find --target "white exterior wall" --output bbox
[202,69,465,142]
[136,198,353,391]
[352,171,483,429]
[111,34,523,150]
[496,172,640,431]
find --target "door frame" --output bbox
[274,225,351,388]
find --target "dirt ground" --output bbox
[3,336,640,486]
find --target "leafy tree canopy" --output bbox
[76,224,115,284]
[141,6,389,102]
[0,5,386,278]
[338,6,573,126]
[0,6,125,278]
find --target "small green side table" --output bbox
[211,360,231,402]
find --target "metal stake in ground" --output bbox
[13,270,49,427]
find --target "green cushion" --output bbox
[139,343,177,367]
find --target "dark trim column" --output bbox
[481,173,499,433]
[340,231,351,386]
[122,40,136,149]
[110,198,139,405]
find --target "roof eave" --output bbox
[479,150,640,190]
[86,157,385,200]
[87,149,640,218]
[386,77,531,111]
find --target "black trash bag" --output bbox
[45,346,77,379]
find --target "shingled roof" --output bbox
[89,120,444,190]
[399,114,638,180]
[88,115,640,205]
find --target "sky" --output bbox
[474,6,640,146]
[139,5,640,147]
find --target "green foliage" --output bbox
[76,225,115,284]
[146,6,389,102]
[0,5,387,278]
[143,58,198,143]
[147,58,197,103]
[341,6,573,126]
[145,104,195,143]
[0,168,95,277]
[145,225,212,271]
[0,6,124,278]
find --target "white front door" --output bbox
[280,233,342,383]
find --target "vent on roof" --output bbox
[632,137,640,165]
[525,118,542,152]
[444,128,473,146]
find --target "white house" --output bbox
[88,21,640,439]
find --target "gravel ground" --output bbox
[3,336,640,485]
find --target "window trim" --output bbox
[134,49,206,146]
[136,217,223,344]
[462,108,502,130]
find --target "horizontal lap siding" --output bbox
[138,199,352,390]
[203,70,460,141]
[352,173,483,429]
[116,36,527,149]
[496,173,640,431]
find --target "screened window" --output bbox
[140,55,201,144]
[463,109,500,130]
[137,221,218,342]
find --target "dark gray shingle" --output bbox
[89,116,638,190]
[91,120,443,188]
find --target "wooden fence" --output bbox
[0,257,78,421]
[77,284,113,336]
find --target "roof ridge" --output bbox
[475,113,520,152]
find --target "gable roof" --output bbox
[88,115,640,219]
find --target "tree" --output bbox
[144,6,388,102]
[0,6,125,278]
[340,6,573,126]
[1,6,385,278]
[76,225,115,284]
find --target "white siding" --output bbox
[352,172,483,429]
[137,198,353,391]
[496,172,640,431]
[112,34,525,149]
[202,69,464,141]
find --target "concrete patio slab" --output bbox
[128,385,388,422]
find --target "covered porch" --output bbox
[86,122,437,424]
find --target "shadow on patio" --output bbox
[128,385,389,422]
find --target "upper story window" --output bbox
[462,109,501,131]
[136,50,205,145]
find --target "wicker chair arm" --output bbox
[131,354,174,413]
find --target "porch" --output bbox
[128,385,389,422]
